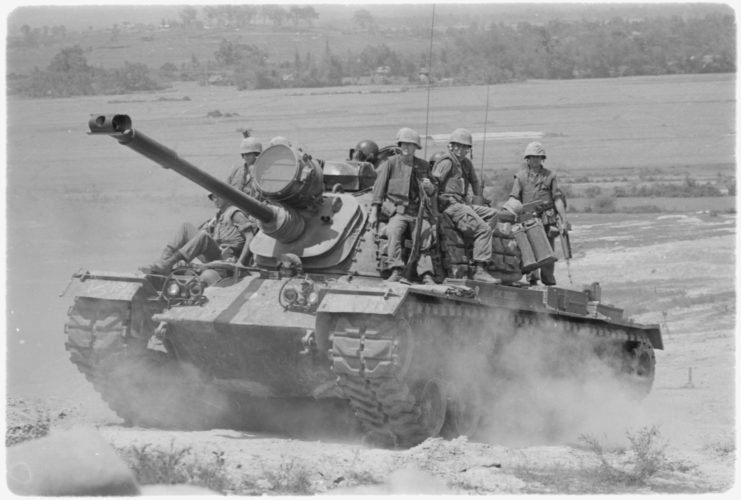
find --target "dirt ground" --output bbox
[7,212,736,494]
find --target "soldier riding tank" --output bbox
[63,114,663,447]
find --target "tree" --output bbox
[262,5,287,27]
[289,6,319,26]
[353,9,375,32]
[48,45,90,73]
[179,6,198,27]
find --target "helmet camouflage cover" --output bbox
[523,141,546,159]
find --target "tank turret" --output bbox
[88,114,366,271]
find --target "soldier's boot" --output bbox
[472,262,501,284]
[420,273,436,285]
[141,251,184,275]
[386,268,403,283]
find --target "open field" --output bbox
[5,74,736,493]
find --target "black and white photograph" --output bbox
[3,0,736,495]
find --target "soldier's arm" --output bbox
[231,210,257,263]
[431,158,451,185]
[371,161,390,206]
[467,164,483,197]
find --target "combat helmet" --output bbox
[523,141,546,159]
[353,139,379,163]
[270,136,292,147]
[240,137,262,155]
[449,128,473,147]
[395,127,421,149]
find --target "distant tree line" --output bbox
[7,12,734,97]
[8,45,164,97]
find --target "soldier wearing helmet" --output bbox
[228,134,263,200]
[269,136,292,148]
[225,133,264,264]
[509,141,568,285]
[432,128,500,283]
[350,139,380,166]
[370,127,437,284]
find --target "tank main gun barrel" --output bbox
[88,114,305,242]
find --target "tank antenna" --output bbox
[423,4,436,158]
[480,81,491,182]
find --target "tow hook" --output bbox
[300,329,316,355]
[154,321,169,341]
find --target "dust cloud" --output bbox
[438,314,651,448]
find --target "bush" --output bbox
[579,425,670,486]
[592,194,617,213]
[116,442,233,493]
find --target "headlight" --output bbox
[282,287,299,304]
[167,282,181,297]
[307,291,319,306]
[187,280,204,297]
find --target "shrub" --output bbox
[116,442,233,493]
[6,411,51,446]
[592,194,617,213]
[262,458,313,494]
[579,425,670,486]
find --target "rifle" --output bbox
[558,216,573,284]
[404,179,435,280]
[519,199,554,222]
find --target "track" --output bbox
[64,297,236,429]
[329,298,656,448]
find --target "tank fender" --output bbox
[67,271,155,301]
[314,286,409,353]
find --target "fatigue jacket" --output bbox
[227,164,263,201]
[510,166,564,226]
[432,154,482,205]
[371,155,431,216]
[510,166,563,205]
[201,206,251,250]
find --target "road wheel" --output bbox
[413,379,447,439]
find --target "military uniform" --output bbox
[433,154,494,264]
[509,165,565,285]
[371,155,434,276]
[227,164,263,201]
[166,205,253,264]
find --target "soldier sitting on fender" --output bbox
[508,141,569,286]
[142,193,255,275]
[432,128,500,283]
[369,127,437,285]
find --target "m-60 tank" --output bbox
[63,114,663,447]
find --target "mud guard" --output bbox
[314,286,409,353]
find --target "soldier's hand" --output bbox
[219,245,235,260]
[422,178,435,195]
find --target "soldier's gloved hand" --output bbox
[219,245,235,261]
[422,178,435,195]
